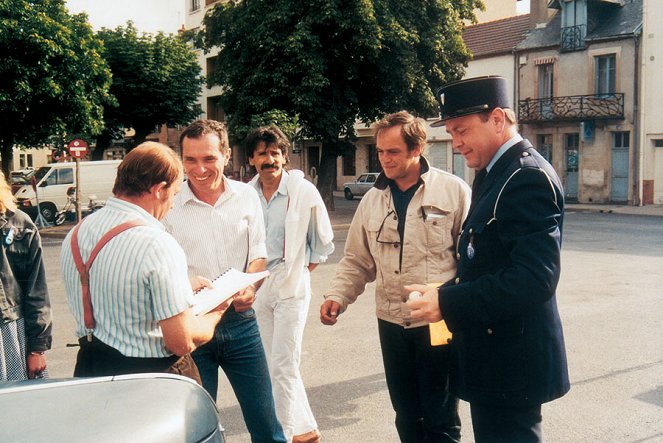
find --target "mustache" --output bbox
[261,164,279,170]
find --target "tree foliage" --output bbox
[0,0,112,175]
[232,109,300,146]
[94,23,204,156]
[201,0,483,206]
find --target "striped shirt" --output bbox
[61,198,193,358]
[162,176,267,279]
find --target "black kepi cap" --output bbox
[431,76,511,127]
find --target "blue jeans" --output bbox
[193,307,286,443]
[378,319,461,443]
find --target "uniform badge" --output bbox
[5,226,15,245]
[466,243,475,260]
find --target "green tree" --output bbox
[0,0,112,175]
[201,0,482,207]
[94,23,204,157]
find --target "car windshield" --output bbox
[32,166,51,183]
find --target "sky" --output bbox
[65,0,184,34]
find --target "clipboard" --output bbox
[192,268,269,315]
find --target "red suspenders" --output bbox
[70,219,146,341]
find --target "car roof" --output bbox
[0,374,222,443]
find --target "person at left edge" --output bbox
[61,142,229,381]
[163,119,286,443]
[0,169,52,381]
[246,125,334,443]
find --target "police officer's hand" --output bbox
[404,284,443,323]
[320,300,341,325]
[234,284,256,312]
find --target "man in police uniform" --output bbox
[406,76,570,443]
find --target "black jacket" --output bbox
[439,139,570,406]
[0,209,52,353]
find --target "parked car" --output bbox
[342,172,380,200]
[0,373,225,442]
[9,170,34,194]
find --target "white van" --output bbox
[14,160,121,222]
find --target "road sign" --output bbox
[68,139,89,159]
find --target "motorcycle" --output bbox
[54,188,106,226]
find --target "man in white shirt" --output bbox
[162,120,285,443]
[246,126,334,443]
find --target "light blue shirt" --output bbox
[61,198,193,358]
[487,134,524,172]
[253,171,329,270]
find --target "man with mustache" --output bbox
[246,125,334,443]
[163,120,286,443]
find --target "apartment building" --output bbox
[515,0,647,204]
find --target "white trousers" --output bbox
[254,263,317,442]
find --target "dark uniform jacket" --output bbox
[438,139,570,407]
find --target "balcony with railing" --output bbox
[518,93,624,123]
[560,24,586,52]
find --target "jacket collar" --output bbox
[474,138,533,202]
[373,156,431,191]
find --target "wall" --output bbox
[640,0,663,204]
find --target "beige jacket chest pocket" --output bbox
[421,206,452,254]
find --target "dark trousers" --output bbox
[378,319,461,443]
[74,336,201,384]
[470,403,542,443]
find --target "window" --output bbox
[367,144,382,173]
[45,168,74,186]
[206,96,224,121]
[206,56,218,85]
[538,64,554,99]
[595,54,616,95]
[190,0,201,12]
[19,153,33,169]
[537,134,553,163]
[565,133,579,173]
[342,150,356,176]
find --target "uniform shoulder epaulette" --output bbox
[519,150,539,169]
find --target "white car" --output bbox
[342,172,380,200]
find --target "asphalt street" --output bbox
[40,197,663,443]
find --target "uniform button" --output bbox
[393,243,399,248]
[395,270,399,274]
[405,321,411,327]
[522,152,530,157]
[432,221,438,226]
[469,228,474,234]
[454,277,460,284]
[392,215,397,220]
[487,328,493,335]
[456,253,461,260]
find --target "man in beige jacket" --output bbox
[320,111,471,442]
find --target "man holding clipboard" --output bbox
[163,120,286,443]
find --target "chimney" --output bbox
[529,0,553,28]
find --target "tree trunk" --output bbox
[132,125,153,150]
[1,138,14,178]
[91,129,114,161]
[317,142,338,211]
